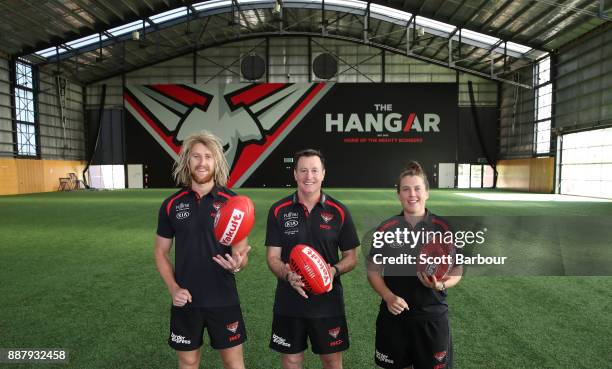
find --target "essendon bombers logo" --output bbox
[124,83,331,187]
[434,351,447,362]
[321,212,334,223]
[226,321,239,334]
[328,327,340,339]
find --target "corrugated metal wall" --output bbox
[86,37,498,109]
[38,70,86,160]
[0,56,86,160]
[0,57,12,155]
[499,65,535,158]
[555,24,612,131]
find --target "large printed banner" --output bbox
[123,83,458,188]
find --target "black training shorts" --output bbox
[168,305,246,351]
[269,314,349,355]
[375,310,452,369]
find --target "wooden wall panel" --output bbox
[16,159,44,194]
[0,158,18,195]
[497,157,554,193]
[42,160,86,192]
[0,159,86,195]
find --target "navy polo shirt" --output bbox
[157,186,240,308]
[266,192,360,318]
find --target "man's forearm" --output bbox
[268,255,288,280]
[155,251,179,293]
[333,250,357,275]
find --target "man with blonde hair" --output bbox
[154,130,250,369]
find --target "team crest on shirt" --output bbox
[213,201,224,211]
[434,351,447,362]
[226,321,239,333]
[321,212,334,223]
[328,326,340,339]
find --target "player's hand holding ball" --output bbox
[285,265,309,299]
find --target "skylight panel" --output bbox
[415,16,456,34]
[325,0,366,11]
[370,3,411,22]
[150,7,188,24]
[193,0,232,11]
[107,20,143,37]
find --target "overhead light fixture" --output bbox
[273,0,282,14]
[417,26,425,37]
[131,31,140,41]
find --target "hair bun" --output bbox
[405,160,423,174]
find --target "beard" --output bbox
[190,167,214,185]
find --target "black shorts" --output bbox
[168,305,247,351]
[269,314,349,355]
[375,311,452,369]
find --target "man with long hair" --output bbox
[154,130,250,369]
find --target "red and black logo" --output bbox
[124,83,330,187]
[328,326,340,339]
[434,351,447,362]
[226,321,239,334]
[321,211,334,223]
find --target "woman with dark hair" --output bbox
[367,161,463,369]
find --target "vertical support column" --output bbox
[308,37,312,83]
[9,57,17,157]
[266,36,270,82]
[381,50,385,83]
[193,50,197,84]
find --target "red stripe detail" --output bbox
[124,92,181,154]
[432,218,449,232]
[324,200,345,225]
[230,83,286,106]
[227,83,325,188]
[150,85,207,106]
[166,191,189,216]
[403,113,416,132]
[378,219,399,232]
[274,200,293,218]
[217,191,232,199]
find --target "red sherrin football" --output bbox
[289,244,333,295]
[416,240,454,280]
[214,195,255,246]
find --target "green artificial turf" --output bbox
[1,189,611,368]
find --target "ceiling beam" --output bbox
[18,1,201,57]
